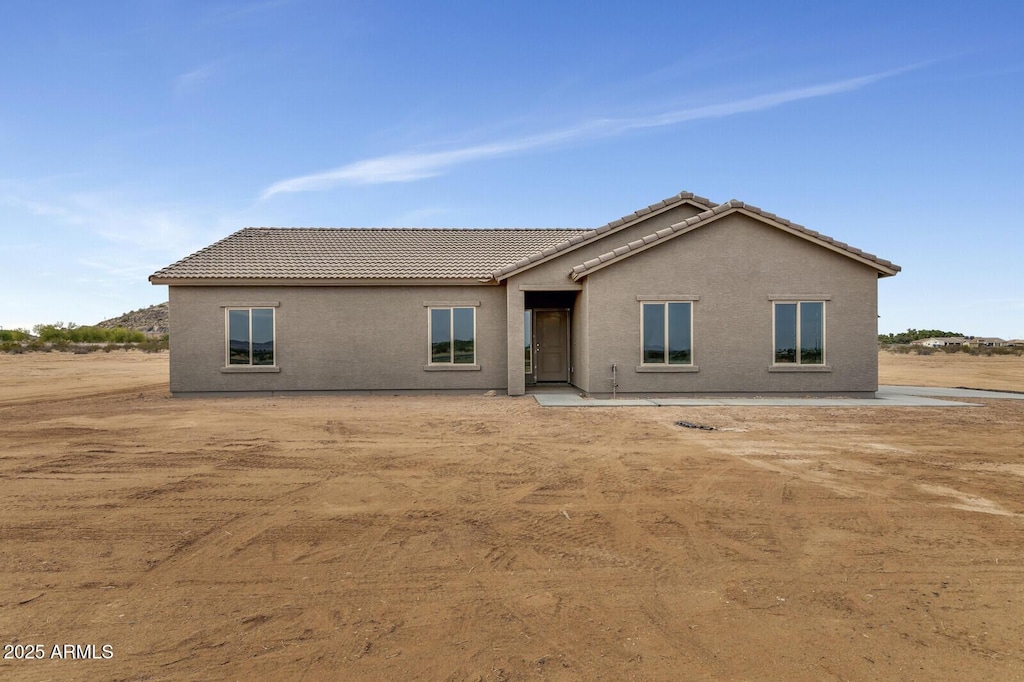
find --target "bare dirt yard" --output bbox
[1,351,1023,680]
[879,350,1024,392]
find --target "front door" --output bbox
[535,309,569,382]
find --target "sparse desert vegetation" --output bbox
[0,323,168,355]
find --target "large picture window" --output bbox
[227,307,275,366]
[430,307,475,364]
[774,301,824,364]
[641,302,692,365]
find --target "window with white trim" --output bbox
[641,301,693,365]
[227,307,275,366]
[773,301,824,364]
[429,307,475,364]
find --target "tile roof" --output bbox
[569,200,902,280]
[150,192,901,285]
[490,190,715,279]
[150,227,592,281]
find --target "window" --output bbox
[774,301,824,364]
[227,307,275,366]
[641,302,692,365]
[429,307,475,364]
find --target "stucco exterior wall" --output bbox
[570,286,590,393]
[168,284,507,394]
[505,285,525,396]
[581,213,881,395]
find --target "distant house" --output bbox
[1006,339,1024,348]
[150,190,901,397]
[964,337,1007,348]
[913,337,967,348]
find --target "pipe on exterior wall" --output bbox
[611,364,618,400]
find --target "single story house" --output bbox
[913,337,967,348]
[149,190,901,397]
[963,337,1007,348]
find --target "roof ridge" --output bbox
[490,189,716,279]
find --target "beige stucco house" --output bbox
[912,337,967,348]
[149,190,900,397]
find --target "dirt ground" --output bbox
[1,351,1023,680]
[878,350,1024,392]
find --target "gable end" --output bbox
[569,200,901,281]
[491,190,716,281]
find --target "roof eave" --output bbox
[149,276,500,286]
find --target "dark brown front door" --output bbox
[535,309,569,382]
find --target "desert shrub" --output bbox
[0,329,30,342]
[33,324,63,342]
[135,335,169,353]
[106,327,146,343]
[0,340,26,353]
[883,344,1024,357]
[884,345,943,355]
[959,346,1017,357]
[0,328,168,354]
[32,323,145,344]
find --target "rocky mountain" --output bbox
[95,302,169,334]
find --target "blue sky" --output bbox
[3,1,1022,337]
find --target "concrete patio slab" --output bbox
[527,385,1024,407]
[877,385,1024,401]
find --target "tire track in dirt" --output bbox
[6,353,1024,680]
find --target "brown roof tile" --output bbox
[151,192,900,285]
[151,227,591,281]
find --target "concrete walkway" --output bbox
[531,385,1024,408]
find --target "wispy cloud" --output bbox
[0,188,210,327]
[1,190,208,258]
[1,194,81,222]
[261,125,600,198]
[261,67,915,199]
[174,61,221,94]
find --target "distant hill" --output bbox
[95,302,168,335]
